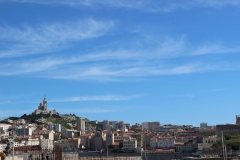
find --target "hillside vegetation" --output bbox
[212,135,240,150]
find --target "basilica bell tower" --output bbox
[43,94,47,110]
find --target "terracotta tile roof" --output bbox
[114,142,120,146]
[156,148,175,153]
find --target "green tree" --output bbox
[137,142,141,147]
[119,141,123,149]
[225,135,231,140]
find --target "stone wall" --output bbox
[216,124,240,136]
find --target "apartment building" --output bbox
[61,129,80,138]
[157,135,175,149]
[16,127,32,136]
[40,138,54,150]
[123,139,137,152]
[175,142,193,152]
[33,130,55,140]
[76,118,85,134]
[48,124,61,132]
[54,138,80,150]
[24,136,40,146]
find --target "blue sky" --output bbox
[1,0,240,126]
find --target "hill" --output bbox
[1,113,98,132]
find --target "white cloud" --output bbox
[196,0,240,7]
[49,95,142,102]
[57,108,117,113]
[1,42,239,79]
[36,62,220,80]
[193,43,240,55]
[1,27,239,80]
[0,19,115,58]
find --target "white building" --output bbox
[17,119,26,124]
[0,123,11,136]
[121,125,128,132]
[7,138,24,148]
[40,139,54,150]
[25,136,40,146]
[157,135,175,149]
[123,139,137,152]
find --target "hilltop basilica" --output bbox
[32,95,58,116]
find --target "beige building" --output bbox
[79,133,92,150]
[76,118,85,134]
[33,130,55,141]
[54,138,80,150]
[105,132,114,149]
[93,131,105,151]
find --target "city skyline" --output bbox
[1,0,240,126]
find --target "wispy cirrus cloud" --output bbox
[0,56,217,79]
[49,95,142,102]
[196,0,240,7]
[1,37,239,80]
[0,19,115,58]
[1,20,239,80]
[57,108,118,113]
[193,43,240,55]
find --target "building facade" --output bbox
[32,95,58,116]
[157,136,175,149]
[123,139,137,152]
[77,118,85,134]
